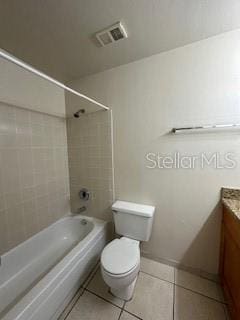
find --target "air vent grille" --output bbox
[96,22,128,47]
[110,27,124,41]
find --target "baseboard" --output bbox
[141,251,220,283]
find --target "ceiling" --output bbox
[0,0,240,82]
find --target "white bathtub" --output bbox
[0,215,108,320]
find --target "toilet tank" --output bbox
[112,200,155,241]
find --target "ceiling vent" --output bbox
[96,22,128,47]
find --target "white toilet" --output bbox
[101,200,155,301]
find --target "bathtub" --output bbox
[0,215,108,320]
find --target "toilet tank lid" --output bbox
[112,200,155,218]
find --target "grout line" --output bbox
[60,261,100,320]
[85,288,123,310]
[176,284,227,305]
[123,310,143,320]
[141,256,220,284]
[63,261,226,320]
[62,287,85,320]
[118,301,126,320]
[173,268,175,320]
[139,271,226,305]
[196,273,220,285]
[122,290,144,320]
[140,270,175,285]
[86,281,143,320]
[85,288,143,320]
[118,308,123,320]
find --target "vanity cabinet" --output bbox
[220,205,240,320]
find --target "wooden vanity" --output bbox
[220,189,240,320]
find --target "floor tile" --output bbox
[175,269,224,302]
[140,257,174,283]
[87,268,125,307]
[120,311,140,320]
[174,286,226,320]
[58,288,84,320]
[125,272,173,320]
[66,291,121,320]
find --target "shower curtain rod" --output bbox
[172,123,240,134]
[0,48,109,111]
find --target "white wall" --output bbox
[0,57,66,117]
[69,29,240,275]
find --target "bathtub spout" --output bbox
[70,206,87,216]
[77,206,87,214]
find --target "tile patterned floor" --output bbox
[59,257,228,320]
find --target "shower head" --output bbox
[73,109,85,118]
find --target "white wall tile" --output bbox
[66,110,114,220]
[0,103,70,255]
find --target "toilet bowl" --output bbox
[100,200,155,301]
[101,237,140,301]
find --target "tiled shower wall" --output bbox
[0,102,70,255]
[67,110,114,221]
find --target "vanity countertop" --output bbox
[222,188,240,221]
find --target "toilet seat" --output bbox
[101,237,140,275]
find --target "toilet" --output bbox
[101,200,155,301]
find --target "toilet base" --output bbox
[110,276,138,301]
